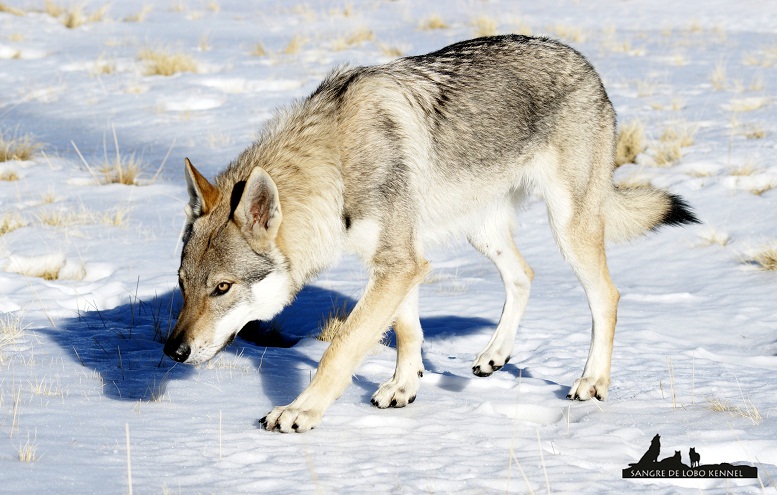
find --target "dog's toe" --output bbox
[472,365,492,377]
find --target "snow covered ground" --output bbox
[1,0,776,493]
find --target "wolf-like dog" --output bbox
[164,35,698,432]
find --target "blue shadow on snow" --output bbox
[41,284,495,405]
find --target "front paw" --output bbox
[370,373,421,408]
[260,405,322,433]
[567,376,609,401]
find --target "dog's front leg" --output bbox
[261,261,428,433]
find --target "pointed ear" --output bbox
[184,158,219,221]
[234,167,282,243]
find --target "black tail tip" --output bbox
[662,194,701,227]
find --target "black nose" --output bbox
[163,338,191,363]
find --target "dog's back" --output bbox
[314,35,614,243]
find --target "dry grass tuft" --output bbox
[17,434,38,462]
[0,129,41,162]
[725,97,769,113]
[45,0,109,29]
[670,53,688,66]
[671,97,686,111]
[90,54,115,76]
[748,74,765,92]
[615,121,646,166]
[292,3,316,22]
[1,314,25,352]
[706,397,762,424]
[101,207,129,226]
[710,61,727,90]
[37,210,70,228]
[30,377,64,397]
[511,21,533,37]
[0,2,25,15]
[419,15,448,31]
[652,141,683,167]
[250,43,267,57]
[660,123,697,148]
[600,27,645,56]
[332,28,374,51]
[99,154,144,185]
[36,206,95,228]
[139,48,198,76]
[43,0,65,17]
[697,228,731,247]
[198,33,211,52]
[317,304,350,342]
[739,123,767,140]
[0,169,19,181]
[40,189,57,204]
[282,35,305,55]
[124,5,152,22]
[742,45,777,68]
[473,15,497,37]
[551,24,587,43]
[743,243,777,270]
[729,162,759,177]
[380,44,403,58]
[1,212,26,235]
[749,183,776,196]
[648,122,696,167]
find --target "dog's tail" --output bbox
[604,186,700,243]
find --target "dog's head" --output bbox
[164,158,293,364]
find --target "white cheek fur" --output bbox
[211,271,294,346]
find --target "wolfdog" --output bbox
[164,35,698,432]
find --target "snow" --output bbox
[1,0,776,493]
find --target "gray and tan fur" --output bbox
[164,35,698,432]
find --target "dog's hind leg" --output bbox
[545,193,619,401]
[469,204,534,377]
[371,286,425,408]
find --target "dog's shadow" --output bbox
[41,285,495,407]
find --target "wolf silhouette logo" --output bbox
[689,447,700,468]
[630,434,661,467]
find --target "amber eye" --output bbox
[213,282,232,296]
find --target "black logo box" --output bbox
[623,464,758,479]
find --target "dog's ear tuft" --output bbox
[234,166,282,243]
[184,158,219,221]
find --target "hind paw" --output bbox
[472,355,510,377]
[567,376,609,401]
